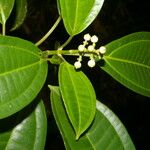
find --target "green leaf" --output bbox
[0,0,15,24]
[59,0,104,35]
[105,32,150,55]
[58,62,96,139]
[11,0,27,31]
[101,32,150,97]
[50,86,135,150]
[0,36,48,119]
[0,100,47,150]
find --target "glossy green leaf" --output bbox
[0,36,48,119]
[0,100,47,150]
[59,0,104,35]
[105,32,150,55]
[59,62,96,139]
[0,0,15,24]
[102,32,150,97]
[50,86,135,150]
[11,0,27,31]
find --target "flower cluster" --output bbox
[74,34,106,69]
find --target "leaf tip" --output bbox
[48,85,57,91]
[75,134,80,141]
[75,129,83,141]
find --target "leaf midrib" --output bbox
[105,56,150,69]
[0,4,6,24]
[72,0,79,33]
[66,65,81,132]
[80,74,96,130]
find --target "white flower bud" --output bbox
[99,46,106,54]
[78,45,85,51]
[87,45,94,51]
[91,35,98,43]
[88,59,96,68]
[74,61,81,69]
[84,34,91,41]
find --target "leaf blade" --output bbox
[59,62,96,139]
[0,100,47,150]
[102,34,150,97]
[11,0,27,31]
[0,36,48,119]
[0,0,15,24]
[59,0,104,35]
[105,32,150,55]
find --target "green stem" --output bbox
[58,36,73,50]
[43,49,100,57]
[2,23,5,35]
[40,49,102,64]
[35,16,61,46]
[48,49,79,55]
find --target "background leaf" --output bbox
[59,0,104,35]
[0,0,15,24]
[59,62,96,139]
[0,36,48,119]
[50,86,135,150]
[11,0,27,31]
[101,32,150,97]
[0,100,47,150]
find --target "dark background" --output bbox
[8,0,150,149]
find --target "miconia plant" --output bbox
[0,0,149,149]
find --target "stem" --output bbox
[48,50,79,55]
[58,36,73,50]
[2,23,5,35]
[44,49,100,57]
[35,16,61,46]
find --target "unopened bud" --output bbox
[78,45,85,51]
[84,34,91,41]
[88,59,96,68]
[99,46,106,54]
[74,61,82,69]
[88,45,95,51]
[91,35,98,43]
